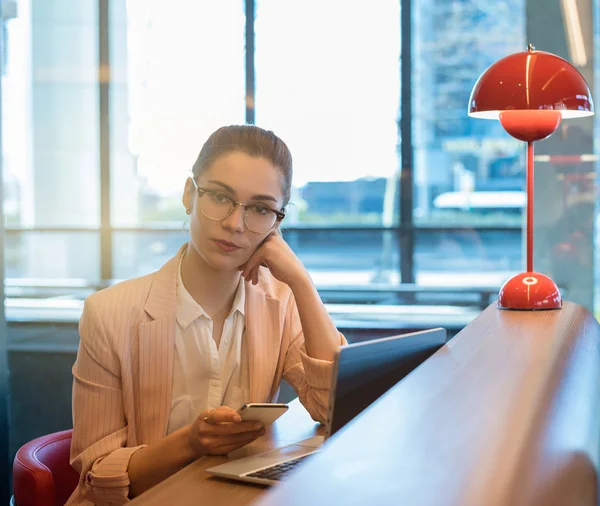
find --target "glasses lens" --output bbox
[200,192,233,220]
[245,207,278,234]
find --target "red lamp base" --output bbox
[497,272,562,310]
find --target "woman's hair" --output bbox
[192,125,293,207]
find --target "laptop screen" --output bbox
[326,328,446,437]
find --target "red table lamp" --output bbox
[468,44,594,310]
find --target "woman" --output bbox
[67,125,345,506]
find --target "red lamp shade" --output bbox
[469,49,594,120]
[468,46,594,310]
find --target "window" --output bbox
[111,0,246,227]
[413,1,526,230]
[411,0,526,287]
[3,0,100,284]
[255,0,400,229]
[2,0,599,316]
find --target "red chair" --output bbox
[12,429,80,506]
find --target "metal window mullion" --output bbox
[399,0,415,284]
[245,0,256,124]
[0,10,10,503]
[99,0,112,281]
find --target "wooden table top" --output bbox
[255,302,600,506]
[129,398,323,506]
[132,302,600,506]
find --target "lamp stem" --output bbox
[527,141,534,273]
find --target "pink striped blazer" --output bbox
[67,245,345,506]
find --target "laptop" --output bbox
[206,327,446,485]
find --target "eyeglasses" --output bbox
[191,179,285,234]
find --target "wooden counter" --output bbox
[133,301,600,506]
[256,302,600,506]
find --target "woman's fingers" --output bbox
[201,406,241,425]
[197,426,265,456]
[242,254,263,283]
[241,235,277,279]
[190,406,266,457]
[203,420,263,436]
[198,407,263,434]
[211,429,265,448]
[251,264,260,285]
[243,248,265,277]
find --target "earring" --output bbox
[186,209,191,215]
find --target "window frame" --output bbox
[4,0,522,298]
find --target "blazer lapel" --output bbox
[245,282,282,402]
[137,245,184,443]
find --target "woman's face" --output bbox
[183,151,285,271]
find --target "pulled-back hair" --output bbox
[192,125,293,207]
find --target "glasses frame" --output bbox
[191,178,285,234]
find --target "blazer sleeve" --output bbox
[280,294,347,424]
[70,298,146,506]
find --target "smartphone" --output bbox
[237,403,289,425]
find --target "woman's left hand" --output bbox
[240,231,309,289]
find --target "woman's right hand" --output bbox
[188,406,265,457]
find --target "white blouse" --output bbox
[166,261,250,434]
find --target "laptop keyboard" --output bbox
[246,454,313,481]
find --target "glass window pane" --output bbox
[255,0,401,227]
[535,155,596,309]
[112,230,188,279]
[2,0,100,228]
[415,229,521,288]
[412,1,526,227]
[5,231,100,280]
[113,229,400,289]
[110,0,246,227]
[285,230,399,287]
